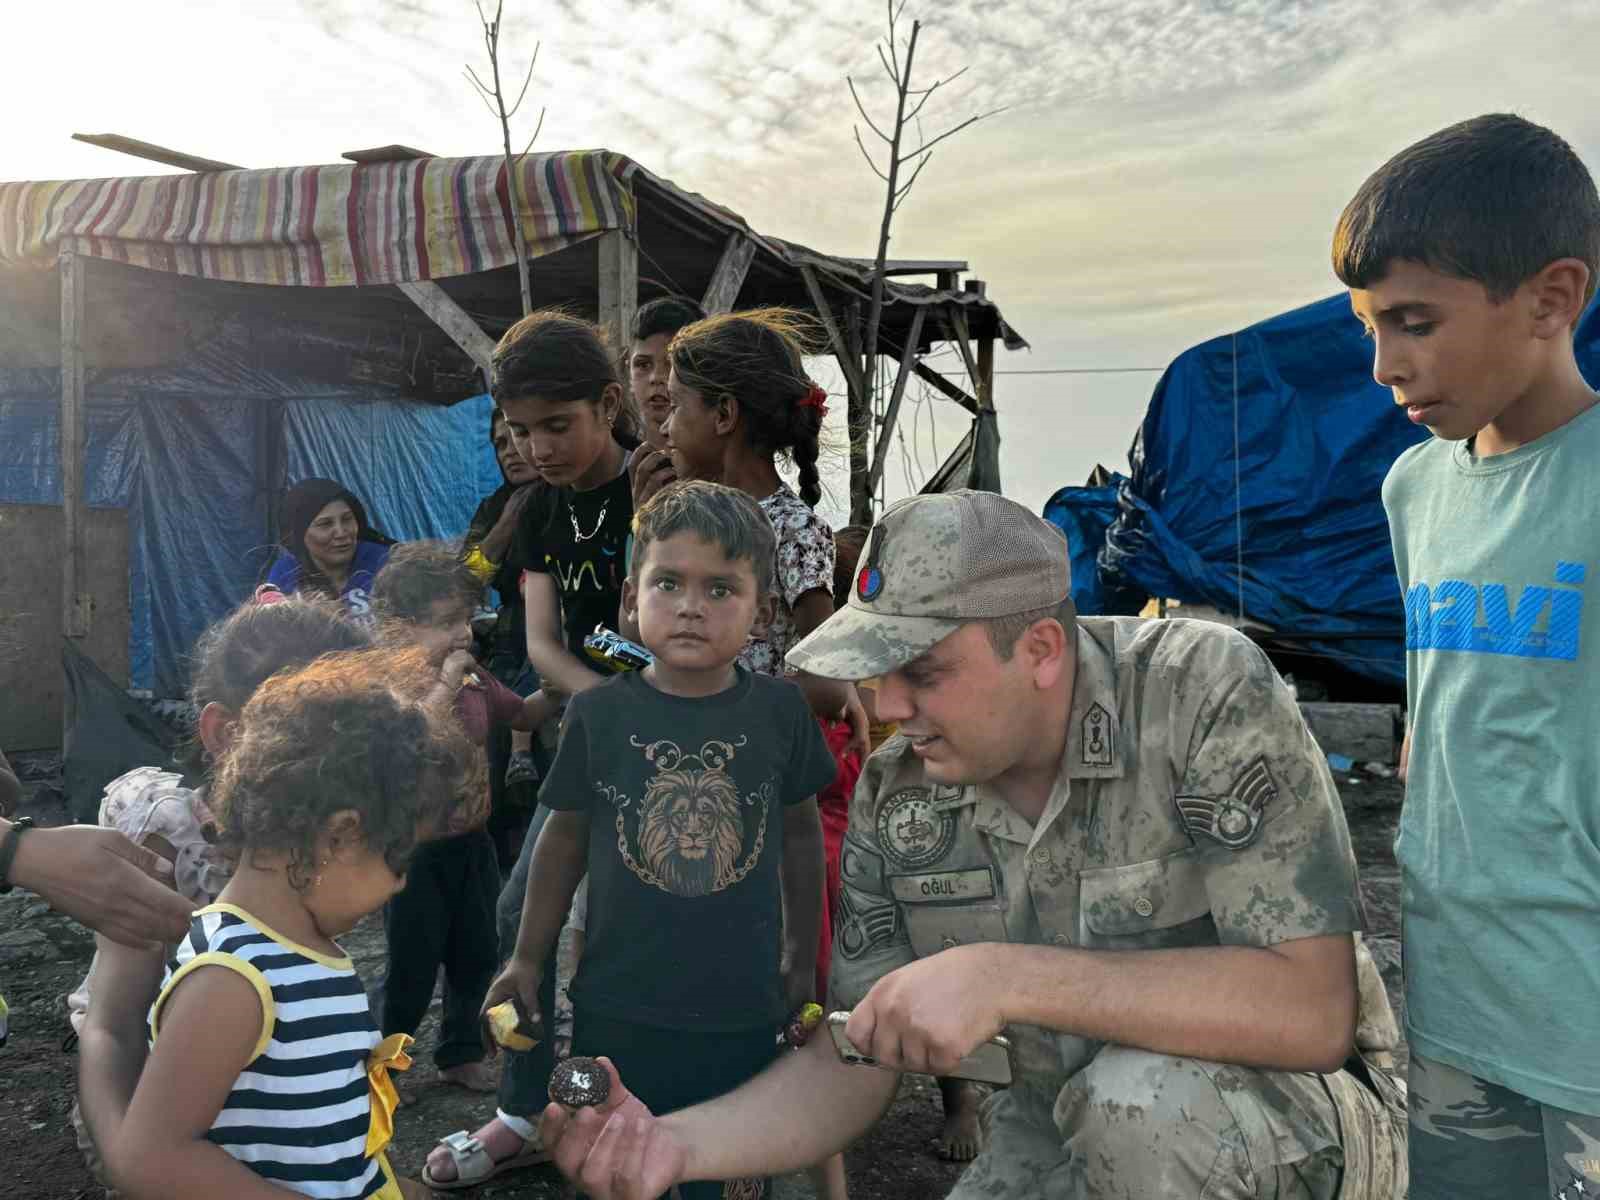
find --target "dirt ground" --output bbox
[0,766,1405,1200]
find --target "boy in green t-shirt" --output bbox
[1334,113,1600,1199]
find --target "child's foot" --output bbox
[504,751,539,787]
[438,1060,497,1092]
[423,1118,548,1187]
[935,1078,984,1161]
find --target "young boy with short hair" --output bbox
[371,541,552,1092]
[630,295,706,452]
[1335,112,1600,1199]
[487,481,833,1200]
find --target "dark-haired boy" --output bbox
[371,542,552,1093]
[485,480,833,1200]
[629,295,706,506]
[1335,112,1600,1199]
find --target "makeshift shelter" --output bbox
[1045,292,1600,690]
[0,146,1024,748]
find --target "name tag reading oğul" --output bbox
[890,868,997,903]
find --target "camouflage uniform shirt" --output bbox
[829,616,1393,1093]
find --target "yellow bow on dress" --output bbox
[365,1032,414,1158]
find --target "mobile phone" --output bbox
[825,1011,1012,1086]
[583,626,654,673]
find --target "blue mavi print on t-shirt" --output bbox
[1405,560,1586,660]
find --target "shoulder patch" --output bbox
[1081,702,1114,766]
[875,787,958,869]
[1175,756,1277,850]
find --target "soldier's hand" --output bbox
[847,944,1006,1076]
[541,1058,687,1200]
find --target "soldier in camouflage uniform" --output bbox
[540,491,1408,1199]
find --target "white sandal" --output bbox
[420,1128,550,1191]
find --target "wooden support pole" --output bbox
[947,309,982,390]
[701,233,756,315]
[60,249,90,641]
[798,265,866,397]
[597,230,638,392]
[396,281,497,375]
[868,306,926,493]
[976,333,995,413]
[910,361,979,415]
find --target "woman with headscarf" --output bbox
[264,478,395,624]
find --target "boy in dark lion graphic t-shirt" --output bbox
[486,481,834,1200]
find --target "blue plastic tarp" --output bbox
[1068,293,1600,686]
[1042,474,1129,617]
[1,359,501,695]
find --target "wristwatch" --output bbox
[0,816,36,894]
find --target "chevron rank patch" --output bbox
[1175,756,1278,850]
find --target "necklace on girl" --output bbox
[570,496,609,543]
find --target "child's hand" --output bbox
[480,959,545,1057]
[440,649,478,689]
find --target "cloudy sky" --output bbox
[8,0,1600,524]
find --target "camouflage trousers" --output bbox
[1409,1050,1600,1200]
[949,1046,1407,1199]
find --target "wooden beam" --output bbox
[947,309,982,390]
[838,257,969,278]
[597,230,639,396]
[976,333,995,413]
[71,133,241,173]
[60,250,90,642]
[798,265,866,397]
[911,360,979,415]
[396,281,497,374]
[701,233,756,315]
[868,306,927,493]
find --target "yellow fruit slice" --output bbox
[486,999,538,1051]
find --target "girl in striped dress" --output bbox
[94,648,477,1200]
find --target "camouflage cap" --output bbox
[787,490,1071,680]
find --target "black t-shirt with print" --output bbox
[541,668,837,1031]
[513,465,634,667]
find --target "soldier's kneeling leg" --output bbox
[1051,1047,1386,1199]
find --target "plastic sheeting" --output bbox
[1076,294,1600,686]
[1043,473,1132,617]
[0,348,502,696]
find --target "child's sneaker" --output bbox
[504,751,539,787]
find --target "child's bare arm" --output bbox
[77,936,166,1159]
[511,810,589,966]
[524,573,602,697]
[483,810,590,1045]
[107,966,296,1199]
[780,798,825,1012]
[510,688,558,732]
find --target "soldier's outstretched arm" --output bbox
[853,931,1357,1078]
[542,1035,898,1199]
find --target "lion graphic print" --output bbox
[608,736,772,898]
[541,668,837,1030]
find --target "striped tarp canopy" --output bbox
[0,150,637,287]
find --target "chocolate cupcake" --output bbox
[549,1056,611,1108]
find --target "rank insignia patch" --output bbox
[1175,756,1277,850]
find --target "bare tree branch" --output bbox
[507,42,540,119]
[876,43,900,88]
[898,108,1006,161]
[840,4,1002,522]
[518,107,546,160]
[848,78,892,143]
[467,0,537,315]
[853,127,891,181]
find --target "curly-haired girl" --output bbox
[94,648,474,1200]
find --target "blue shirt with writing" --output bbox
[1383,402,1600,1114]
